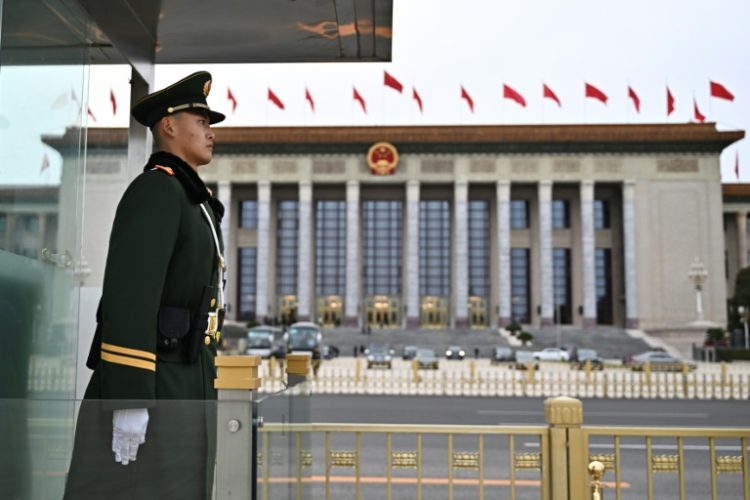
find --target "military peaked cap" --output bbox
[131,71,226,128]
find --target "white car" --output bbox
[532,347,570,362]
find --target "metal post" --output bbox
[214,355,262,500]
[544,396,586,500]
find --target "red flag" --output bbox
[503,84,526,107]
[353,87,367,113]
[267,88,285,110]
[667,87,675,116]
[735,149,740,180]
[693,98,705,122]
[412,87,423,113]
[227,88,238,113]
[543,83,561,107]
[585,83,607,104]
[40,153,50,173]
[109,89,117,115]
[710,81,734,101]
[87,107,97,122]
[305,87,315,112]
[627,86,641,113]
[460,86,474,113]
[383,71,403,93]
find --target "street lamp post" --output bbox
[739,306,750,349]
[687,257,708,322]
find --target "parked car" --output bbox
[321,344,340,360]
[445,345,466,360]
[415,348,439,369]
[569,348,604,370]
[532,347,570,362]
[402,345,418,360]
[512,350,539,370]
[628,351,696,372]
[246,326,281,358]
[366,344,394,369]
[491,346,515,364]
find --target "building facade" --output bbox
[43,123,743,332]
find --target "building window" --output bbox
[510,200,529,229]
[419,200,451,297]
[239,200,258,229]
[238,247,257,320]
[468,200,490,298]
[746,215,750,234]
[595,248,613,325]
[553,247,571,324]
[363,200,403,296]
[510,248,530,323]
[552,200,569,229]
[276,200,298,295]
[315,200,346,296]
[594,200,610,229]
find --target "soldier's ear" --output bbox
[158,116,178,140]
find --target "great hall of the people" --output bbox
[28,123,747,333]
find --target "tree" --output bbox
[506,321,522,336]
[517,331,533,346]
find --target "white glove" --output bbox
[112,408,149,465]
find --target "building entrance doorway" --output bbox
[277,295,297,325]
[420,296,448,329]
[317,295,343,327]
[365,295,400,329]
[468,296,488,328]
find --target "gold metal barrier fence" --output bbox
[583,427,750,500]
[259,360,750,400]
[260,422,551,500]
[258,397,750,500]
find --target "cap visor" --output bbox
[209,110,226,125]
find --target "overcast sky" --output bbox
[2,0,748,185]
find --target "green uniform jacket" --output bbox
[65,152,223,500]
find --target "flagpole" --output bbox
[541,81,545,125]
[582,81,586,124]
[626,79,630,124]
[708,79,713,122]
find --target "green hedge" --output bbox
[716,348,750,361]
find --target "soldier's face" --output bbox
[171,112,215,169]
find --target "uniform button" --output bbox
[204,336,211,345]
[210,298,216,308]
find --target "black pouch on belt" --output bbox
[157,307,191,352]
[185,285,215,364]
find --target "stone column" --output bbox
[497,181,512,326]
[454,181,469,328]
[297,181,312,321]
[255,181,271,323]
[580,180,597,327]
[345,181,361,327]
[217,181,232,312]
[406,180,420,328]
[737,212,748,269]
[623,180,639,328]
[539,181,554,326]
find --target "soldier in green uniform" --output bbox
[64,72,226,499]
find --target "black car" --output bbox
[402,345,418,360]
[491,346,514,364]
[569,348,604,370]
